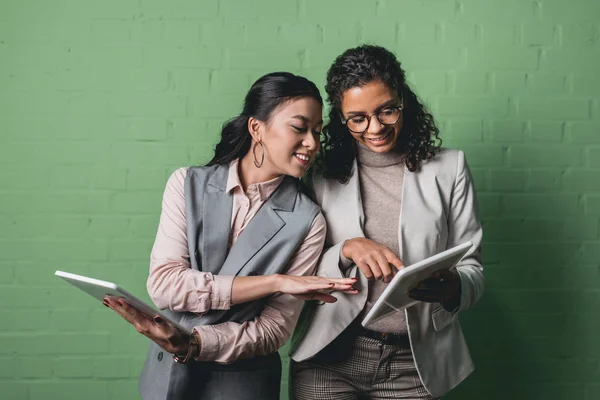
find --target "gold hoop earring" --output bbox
[252,141,265,168]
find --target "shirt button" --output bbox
[157,351,163,361]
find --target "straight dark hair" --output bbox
[207,72,323,166]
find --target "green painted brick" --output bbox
[461,146,505,166]
[442,22,478,45]
[523,24,557,46]
[127,168,169,190]
[527,170,563,192]
[210,70,253,95]
[589,148,600,168]
[109,240,153,260]
[492,71,527,95]
[0,382,28,400]
[54,357,94,378]
[467,47,538,70]
[18,357,54,378]
[458,0,535,22]
[173,69,211,95]
[164,20,202,47]
[490,170,526,192]
[452,71,489,94]
[446,119,483,142]
[397,22,439,46]
[520,98,590,120]
[88,216,132,238]
[379,0,455,22]
[144,46,222,69]
[93,356,133,378]
[480,23,517,46]
[569,122,600,144]
[29,381,109,400]
[509,145,583,167]
[490,120,525,142]
[530,121,563,142]
[503,193,582,216]
[526,72,568,95]
[107,380,142,399]
[139,0,219,18]
[564,169,600,192]
[583,243,600,264]
[439,97,509,118]
[541,48,600,72]
[408,71,447,97]
[111,191,162,214]
[573,74,600,97]
[585,195,600,215]
[0,356,17,378]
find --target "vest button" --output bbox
[157,351,163,361]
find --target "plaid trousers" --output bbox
[290,336,438,400]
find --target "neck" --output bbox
[356,142,405,168]
[238,153,281,190]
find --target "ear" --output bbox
[247,117,262,142]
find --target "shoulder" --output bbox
[163,167,189,196]
[416,147,467,178]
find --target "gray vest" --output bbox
[138,164,320,400]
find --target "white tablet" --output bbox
[55,270,192,335]
[361,241,472,328]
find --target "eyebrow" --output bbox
[345,99,398,116]
[291,115,323,125]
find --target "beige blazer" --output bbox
[289,148,484,397]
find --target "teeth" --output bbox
[296,154,309,161]
[368,132,390,142]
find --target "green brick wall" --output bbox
[1,0,599,398]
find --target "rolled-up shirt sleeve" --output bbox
[194,212,326,364]
[146,168,234,313]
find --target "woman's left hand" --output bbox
[408,269,462,312]
[104,296,191,355]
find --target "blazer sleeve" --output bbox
[303,169,359,280]
[448,150,485,313]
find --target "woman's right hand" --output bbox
[341,238,404,283]
[275,275,359,303]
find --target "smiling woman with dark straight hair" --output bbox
[104,72,358,400]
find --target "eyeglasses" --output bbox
[341,102,404,134]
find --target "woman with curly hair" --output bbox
[289,45,485,399]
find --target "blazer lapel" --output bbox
[219,176,297,277]
[202,165,233,273]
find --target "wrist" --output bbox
[173,334,191,356]
[173,332,201,364]
[271,274,284,295]
[341,239,353,260]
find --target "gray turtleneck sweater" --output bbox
[356,142,408,334]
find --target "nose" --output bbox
[303,132,319,151]
[366,116,385,135]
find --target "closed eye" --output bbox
[350,116,366,123]
[292,125,307,133]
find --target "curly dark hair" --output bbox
[319,44,442,180]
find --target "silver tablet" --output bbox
[55,270,192,334]
[361,241,473,328]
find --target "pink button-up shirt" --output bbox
[147,160,326,363]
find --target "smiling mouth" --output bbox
[293,153,312,166]
[365,130,392,143]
